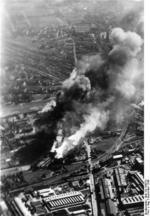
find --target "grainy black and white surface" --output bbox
[0,1,144,215]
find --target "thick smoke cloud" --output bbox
[109,27,143,58]
[63,54,104,91]
[109,27,143,99]
[36,27,143,159]
[63,68,91,92]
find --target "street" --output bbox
[84,140,98,216]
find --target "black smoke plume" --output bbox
[33,27,143,158]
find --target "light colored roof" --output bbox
[45,191,85,209]
[121,195,144,205]
[45,191,83,201]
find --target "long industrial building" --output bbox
[45,191,85,210]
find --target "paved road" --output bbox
[84,140,98,216]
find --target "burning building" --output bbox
[33,26,143,160]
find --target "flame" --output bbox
[55,108,109,158]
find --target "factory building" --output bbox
[45,191,85,210]
[121,195,144,207]
[112,154,123,160]
[38,187,55,197]
[127,207,144,216]
[0,200,11,216]
[128,171,144,193]
[13,197,32,216]
[114,167,127,192]
[99,178,115,200]
[121,194,144,216]
[134,158,144,173]
[98,178,118,216]
[105,199,118,216]
[9,191,87,216]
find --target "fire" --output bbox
[54,108,109,158]
[48,27,143,159]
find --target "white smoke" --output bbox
[109,27,143,57]
[63,68,91,92]
[63,68,78,89]
[51,27,143,158]
[55,107,109,158]
[115,59,143,99]
[62,54,104,91]
[109,28,143,99]
[77,54,105,74]
[39,100,56,113]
